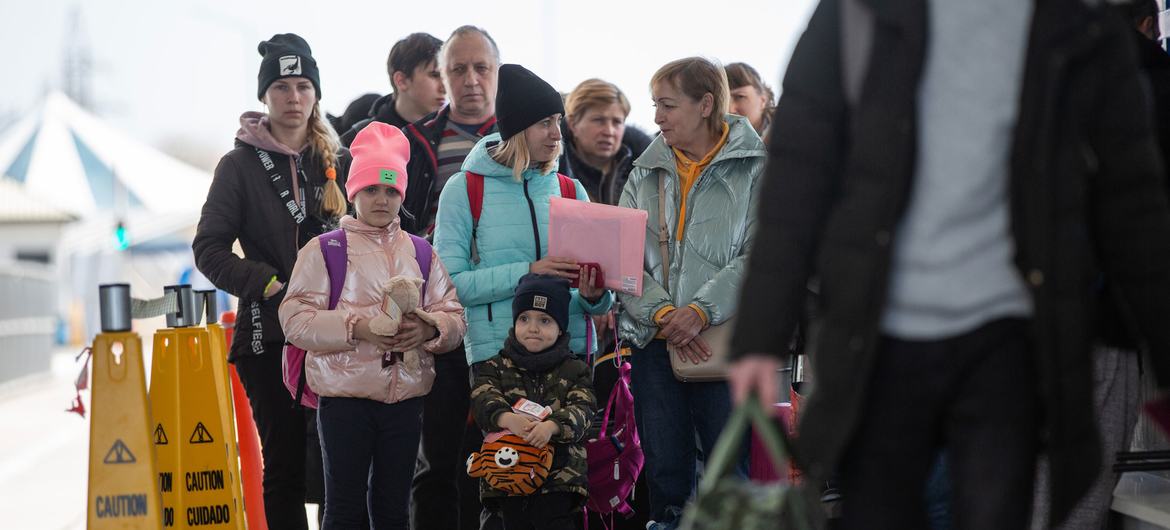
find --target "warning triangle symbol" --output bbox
[103,439,137,464]
[189,422,214,444]
[154,424,169,445]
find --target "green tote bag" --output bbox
[680,397,816,530]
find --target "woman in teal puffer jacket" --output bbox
[433,64,613,367]
[617,57,766,530]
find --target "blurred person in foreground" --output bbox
[728,0,1170,528]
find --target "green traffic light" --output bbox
[114,223,129,251]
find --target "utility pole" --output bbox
[62,6,94,110]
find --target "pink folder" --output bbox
[548,197,648,296]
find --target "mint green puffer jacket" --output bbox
[617,115,766,348]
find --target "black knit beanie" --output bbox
[257,33,322,101]
[496,64,565,141]
[513,274,571,332]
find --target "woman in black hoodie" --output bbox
[192,33,350,530]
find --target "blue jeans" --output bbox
[630,340,744,527]
[318,396,423,530]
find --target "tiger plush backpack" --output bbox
[467,432,555,495]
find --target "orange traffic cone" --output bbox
[223,311,268,530]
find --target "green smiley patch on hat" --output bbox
[379,169,399,185]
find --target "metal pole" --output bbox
[196,290,218,325]
[163,284,197,328]
[98,283,132,332]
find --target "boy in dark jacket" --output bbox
[471,274,596,529]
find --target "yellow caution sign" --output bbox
[149,329,180,528]
[149,326,243,529]
[178,328,238,528]
[205,321,246,529]
[88,331,163,529]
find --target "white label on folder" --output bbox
[513,398,552,420]
[622,276,638,294]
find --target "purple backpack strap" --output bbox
[409,234,433,302]
[317,229,348,309]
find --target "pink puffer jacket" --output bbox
[279,215,466,404]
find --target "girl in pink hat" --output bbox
[280,122,467,529]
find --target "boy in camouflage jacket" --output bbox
[471,274,597,528]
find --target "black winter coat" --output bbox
[401,105,497,235]
[556,124,652,205]
[339,93,411,148]
[1134,31,1170,193]
[193,139,351,361]
[730,0,1170,523]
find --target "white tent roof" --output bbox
[0,92,210,216]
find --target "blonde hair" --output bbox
[490,132,561,182]
[650,57,730,138]
[565,79,631,126]
[306,103,348,218]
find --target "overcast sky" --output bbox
[2,0,817,170]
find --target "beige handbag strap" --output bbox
[657,173,670,289]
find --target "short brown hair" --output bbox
[650,57,729,138]
[387,33,442,92]
[725,62,776,127]
[565,79,631,125]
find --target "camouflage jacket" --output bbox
[471,334,596,501]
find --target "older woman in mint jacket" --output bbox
[434,64,613,367]
[617,58,766,530]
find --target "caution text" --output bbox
[94,493,148,518]
[187,504,231,526]
[185,470,225,492]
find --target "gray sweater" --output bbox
[882,0,1035,339]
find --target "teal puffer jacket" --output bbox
[617,115,766,348]
[434,133,614,364]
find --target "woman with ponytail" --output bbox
[193,33,350,530]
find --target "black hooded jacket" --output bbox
[340,93,411,147]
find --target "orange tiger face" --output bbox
[466,432,555,495]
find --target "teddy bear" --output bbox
[368,275,441,369]
[466,432,555,495]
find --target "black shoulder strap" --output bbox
[256,147,306,225]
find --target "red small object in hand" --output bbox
[569,263,604,289]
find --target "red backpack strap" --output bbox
[405,123,438,174]
[557,173,577,200]
[465,172,485,265]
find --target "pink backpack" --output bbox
[585,360,644,523]
[282,229,432,408]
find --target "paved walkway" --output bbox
[0,350,88,529]
[0,349,321,530]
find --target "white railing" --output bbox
[0,265,56,383]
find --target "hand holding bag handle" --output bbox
[658,173,734,382]
[679,396,813,530]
